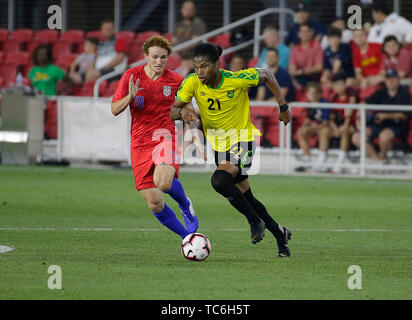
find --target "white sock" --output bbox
[317,151,327,164]
[337,150,346,163]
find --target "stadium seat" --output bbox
[77,80,108,97]
[3,39,21,53]
[86,30,104,41]
[55,53,78,71]
[34,29,59,44]
[0,28,9,49]
[163,33,173,42]
[116,31,136,42]
[211,32,231,49]
[136,31,161,45]
[0,64,18,83]
[60,29,85,44]
[0,76,4,88]
[23,63,33,77]
[5,52,30,66]
[128,42,145,64]
[10,28,34,43]
[27,40,45,56]
[248,57,259,68]
[52,40,72,57]
[0,51,3,64]
[75,41,84,54]
[101,80,119,97]
[166,53,181,70]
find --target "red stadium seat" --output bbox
[55,53,78,71]
[34,29,59,44]
[116,31,136,42]
[101,80,119,97]
[0,64,18,83]
[163,33,173,42]
[52,40,72,57]
[3,39,21,53]
[211,32,231,49]
[136,31,161,45]
[86,30,104,41]
[0,28,9,42]
[166,53,181,70]
[5,52,30,67]
[77,80,108,97]
[0,51,3,64]
[10,28,34,43]
[23,63,33,77]
[0,77,4,88]
[27,40,46,56]
[248,57,259,68]
[60,29,85,44]
[128,42,145,64]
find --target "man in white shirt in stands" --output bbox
[367,3,412,45]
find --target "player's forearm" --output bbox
[257,68,287,107]
[111,94,132,116]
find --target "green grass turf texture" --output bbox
[1,165,412,300]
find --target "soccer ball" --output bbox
[181,233,211,261]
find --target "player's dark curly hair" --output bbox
[193,43,223,63]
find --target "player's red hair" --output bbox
[142,36,172,56]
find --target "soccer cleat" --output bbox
[181,197,198,234]
[276,227,292,258]
[250,219,265,244]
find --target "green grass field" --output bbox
[1,165,412,300]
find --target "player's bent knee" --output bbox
[211,170,232,193]
[147,199,164,213]
[155,180,173,193]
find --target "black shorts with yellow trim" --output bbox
[213,140,256,184]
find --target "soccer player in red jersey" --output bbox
[111,36,198,239]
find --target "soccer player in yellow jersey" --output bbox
[170,43,293,257]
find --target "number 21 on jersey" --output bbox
[207,98,221,111]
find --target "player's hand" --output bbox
[128,75,139,101]
[279,109,292,125]
[181,108,197,123]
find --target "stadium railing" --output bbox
[92,7,295,98]
[38,95,412,178]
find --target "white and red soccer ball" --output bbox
[181,233,211,261]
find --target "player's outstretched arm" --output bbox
[111,74,139,116]
[256,68,292,125]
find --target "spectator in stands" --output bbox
[289,23,323,91]
[68,37,98,84]
[256,47,294,103]
[254,47,294,148]
[174,50,194,78]
[381,35,412,85]
[351,69,411,163]
[328,72,358,173]
[367,2,412,45]
[28,44,66,96]
[321,27,355,88]
[229,54,247,72]
[296,82,331,170]
[172,1,207,45]
[351,28,384,89]
[321,16,353,49]
[86,20,128,82]
[284,2,327,47]
[257,27,290,69]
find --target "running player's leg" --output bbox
[237,179,292,257]
[140,187,189,239]
[153,164,198,233]
[211,161,264,244]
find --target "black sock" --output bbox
[243,188,284,239]
[211,170,261,225]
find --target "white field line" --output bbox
[0,227,411,232]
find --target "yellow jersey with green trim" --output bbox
[177,68,262,152]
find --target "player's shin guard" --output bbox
[153,203,189,239]
[211,170,261,226]
[243,188,284,239]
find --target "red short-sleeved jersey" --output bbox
[112,65,184,150]
[351,43,382,77]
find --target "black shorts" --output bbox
[214,140,256,184]
[368,124,408,143]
